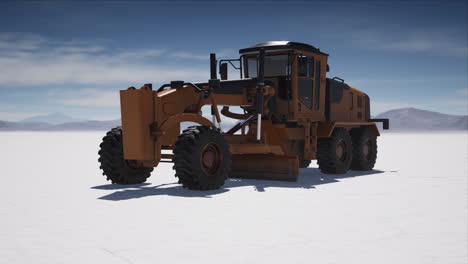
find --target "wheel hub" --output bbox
[201,142,222,176]
[362,140,371,160]
[336,140,348,161]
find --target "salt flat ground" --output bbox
[0,132,466,264]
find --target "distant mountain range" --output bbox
[375,108,467,131]
[0,119,121,131]
[20,112,85,125]
[0,108,466,131]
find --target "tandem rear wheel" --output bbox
[317,127,377,174]
[350,127,378,171]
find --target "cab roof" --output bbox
[239,41,329,56]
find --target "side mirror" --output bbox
[220,63,228,80]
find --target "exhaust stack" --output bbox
[210,53,217,80]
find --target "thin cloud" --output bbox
[115,49,166,59]
[0,33,208,86]
[171,51,207,60]
[455,88,468,96]
[54,46,105,53]
[350,29,467,57]
[170,49,237,60]
[446,99,468,106]
[50,88,120,107]
[0,32,46,51]
[0,111,48,121]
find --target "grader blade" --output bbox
[230,154,299,182]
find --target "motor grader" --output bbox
[98,41,389,190]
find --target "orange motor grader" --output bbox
[98,41,389,190]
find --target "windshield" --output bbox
[247,54,289,78]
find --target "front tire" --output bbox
[98,127,153,184]
[317,128,353,174]
[350,127,377,170]
[173,126,231,190]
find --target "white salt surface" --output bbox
[0,132,466,263]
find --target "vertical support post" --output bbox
[256,48,265,141]
[210,95,222,129]
[311,122,317,152]
[304,121,318,160]
[212,106,216,124]
[305,121,311,152]
[210,53,217,80]
[209,53,219,127]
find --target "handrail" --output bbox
[157,82,206,94]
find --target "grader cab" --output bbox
[98,41,389,190]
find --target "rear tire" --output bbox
[317,128,352,174]
[173,126,231,190]
[98,127,153,184]
[350,127,377,170]
[299,159,311,168]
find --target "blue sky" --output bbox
[0,0,466,121]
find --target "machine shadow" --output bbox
[93,168,385,201]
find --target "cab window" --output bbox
[247,54,289,78]
[298,56,314,77]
